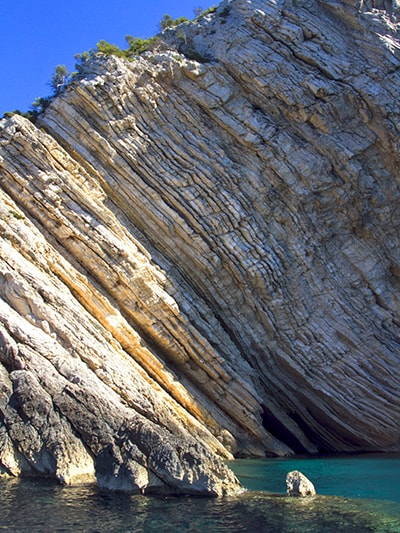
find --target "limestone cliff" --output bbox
[0,0,399,494]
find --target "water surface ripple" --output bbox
[1,455,399,532]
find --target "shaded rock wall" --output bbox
[0,0,399,492]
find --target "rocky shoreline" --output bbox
[1,0,399,494]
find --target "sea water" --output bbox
[0,454,399,532]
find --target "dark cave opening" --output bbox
[260,403,311,454]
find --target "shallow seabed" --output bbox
[1,455,400,532]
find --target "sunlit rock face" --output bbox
[286,470,316,497]
[0,0,399,493]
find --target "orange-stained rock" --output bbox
[0,0,399,494]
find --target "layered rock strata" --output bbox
[0,0,399,493]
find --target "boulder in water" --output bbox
[286,471,316,497]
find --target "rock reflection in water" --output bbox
[0,478,399,533]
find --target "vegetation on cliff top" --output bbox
[2,6,219,123]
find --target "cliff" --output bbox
[0,0,399,495]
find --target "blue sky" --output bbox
[1,1,216,115]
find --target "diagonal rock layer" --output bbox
[0,0,399,494]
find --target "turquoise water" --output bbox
[229,454,400,501]
[0,455,399,532]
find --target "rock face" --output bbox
[0,0,399,493]
[286,470,316,496]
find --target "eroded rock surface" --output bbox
[286,470,316,496]
[0,0,399,493]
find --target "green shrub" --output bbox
[8,210,25,220]
[125,35,159,56]
[195,6,217,18]
[159,14,189,30]
[5,10,200,122]
[96,40,127,58]
[174,16,190,25]
[74,36,159,67]
[3,109,36,122]
[50,64,70,94]
[24,96,53,122]
[74,50,93,72]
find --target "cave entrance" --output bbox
[261,403,310,454]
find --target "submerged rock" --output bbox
[286,471,316,497]
[0,0,400,493]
